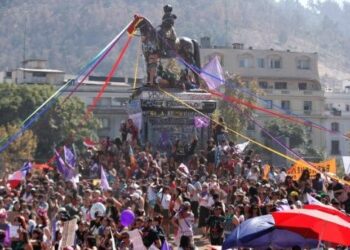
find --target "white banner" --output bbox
[342,156,350,175]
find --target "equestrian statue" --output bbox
[130,5,201,90]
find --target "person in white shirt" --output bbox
[278,168,287,184]
[172,201,195,246]
[157,186,172,237]
[198,183,213,237]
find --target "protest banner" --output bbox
[287,158,336,181]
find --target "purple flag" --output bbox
[55,150,73,181]
[100,166,111,191]
[161,240,171,250]
[64,146,76,169]
[200,56,225,90]
[194,116,210,128]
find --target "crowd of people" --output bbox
[0,120,350,250]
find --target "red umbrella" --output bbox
[273,209,350,246]
[304,203,350,223]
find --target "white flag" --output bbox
[306,193,322,205]
[342,156,350,175]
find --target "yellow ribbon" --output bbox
[133,39,141,89]
[158,87,350,185]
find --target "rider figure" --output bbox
[158,4,177,58]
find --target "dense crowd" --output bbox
[0,118,350,250]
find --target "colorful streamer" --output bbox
[85,35,133,118]
[61,19,134,105]
[0,20,133,154]
[133,39,142,89]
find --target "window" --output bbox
[346,104,350,112]
[32,72,47,77]
[239,54,254,68]
[99,118,110,129]
[331,140,340,155]
[297,57,311,70]
[265,100,273,109]
[239,58,253,68]
[275,82,287,89]
[259,81,268,89]
[257,58,265,68]
[304,101,312,113]
[331,122,339,132]
[298,82,307,90]
[269,56,282,69]
[281,100,290,111]
[5,71,12,78]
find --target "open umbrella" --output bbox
[304,203,350,223]
[273,209,350,246]
[222,215,318,250]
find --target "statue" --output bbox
[157,4,177,58]
[134,5,200,90]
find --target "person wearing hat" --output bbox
[172,201,195,246]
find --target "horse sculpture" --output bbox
[133,5,201,90]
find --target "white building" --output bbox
[4,59,65,85]
[200,39,326,162]
[324,87,350,157]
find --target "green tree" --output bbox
[0,123,37,169]
[216,75,259,141]
[0,84,100,161]
[263,120,324,162]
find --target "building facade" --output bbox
[61,76,135,139]
[324,88,350,157]
[200,41,326,161]
[2,59,65,85]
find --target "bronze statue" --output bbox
[133,5,200,90]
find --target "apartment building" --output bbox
[200,38,326,161]
[324,87,350,156]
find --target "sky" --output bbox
[298,0,350,8]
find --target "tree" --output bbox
[0,84,100,161]
[216,75,259,142]
[0,123,37,169]
[263,120,324,162]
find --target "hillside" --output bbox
[1,0,350,87]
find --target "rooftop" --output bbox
[18,67,65,73]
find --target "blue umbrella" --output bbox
[223,214,318,250]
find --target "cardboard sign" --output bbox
[59,218,77,249]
